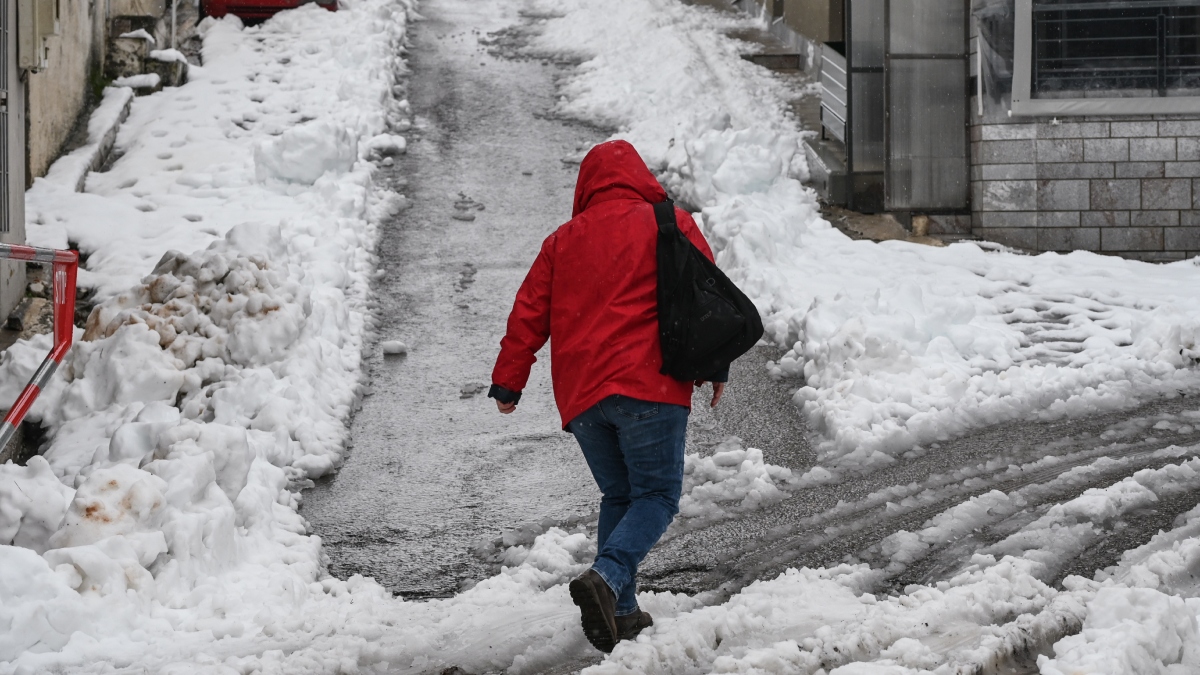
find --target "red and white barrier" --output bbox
[0,243,79,452]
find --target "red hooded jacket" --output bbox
[491,140,716,428]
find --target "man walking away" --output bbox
[489,140,727,653]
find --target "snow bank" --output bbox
[585,557,1060,674]
[1,0,416,670]
[676,437,795,527]
[527,0,1200,474]
[1038,587,1200,675]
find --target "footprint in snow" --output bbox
[460,383,487,399]
[452,193,484,221]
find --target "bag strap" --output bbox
[652,199,677,235]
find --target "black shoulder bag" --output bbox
[654,199,764,381]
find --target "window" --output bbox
[1012,0,1200,114]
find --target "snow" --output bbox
[149,48,188,63]
[381,339,407,355]
[1038,587,1200,675]
[119,28,156,43]
[3,0,1200,671]
[112,73,162,89]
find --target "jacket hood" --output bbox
[572,140,667,217]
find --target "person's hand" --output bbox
[496,400,517,414]
[694,380,726,408]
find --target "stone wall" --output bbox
[971,116,1200,261]
[26,0,108,180]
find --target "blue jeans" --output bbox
[567,395,689,616]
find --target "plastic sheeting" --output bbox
[973,0,1014,105]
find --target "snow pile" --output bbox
[1039,587,1200,675]
[0,0,415,669]
[677,437,794,526]
[0,457,73,553]
[526,0,1200,474]
[255,120,359,184]
[585,557,1061,674]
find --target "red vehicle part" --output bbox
[203,0,336,20]
[0,244,79,452]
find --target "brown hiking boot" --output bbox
[569,569,619,653]
[616,610,653,641]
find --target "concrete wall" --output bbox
[2,0,27,320]
[783,0,842,44]
[26,0,108,180]
[970,116,1200,261]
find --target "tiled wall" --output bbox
[971,117,1200,261]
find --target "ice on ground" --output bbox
[526,0,1200,474]
[381,339,408,355]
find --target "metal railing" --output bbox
[0,243,78,452]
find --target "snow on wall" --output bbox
[524,0,1200,477]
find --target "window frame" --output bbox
[1011,0,1200,115]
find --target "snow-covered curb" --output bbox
[37,87,135,193]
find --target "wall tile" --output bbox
[1040,211,1081,227]
[1040,228,1100,251]
[981,124,1037,140]
[1115,162,1164,179]
[1082,211,1130,227]
[1037,122,1109,139]
[981,163,1038,180]
[1036,139,1083,163]
[1165,227,1200,251]
[1179,138,1200,161]
[1129,138,1177,162]
[1110,121,1158,137]
[978,140,1036,164]
[1037,180,1090,211]
[1132,210,1179,227]
[979,211,1038,228]
[1165,162,1200,178]
[1037,163,1113,179]
[1102,227,1163,251]
[976,227,1037,250]
[1091,180,1141,210]
[1142,179,1191,210]
[1084,138,1129,162]
[982,180,1037,211]
[1160,120,1200,137]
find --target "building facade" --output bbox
[792,0,1200,259]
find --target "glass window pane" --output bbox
[850,0,886,68]
[887,59,969,210]
[890,0,967,55]
[1033,2,1200,96]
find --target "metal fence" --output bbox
[0,243,78,452]
[1033,0,1200,95]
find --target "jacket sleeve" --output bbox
[491,234,555,394]
[676,208,716,264]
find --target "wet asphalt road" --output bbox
[301,0,605,598]
[302,2,1200,669]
